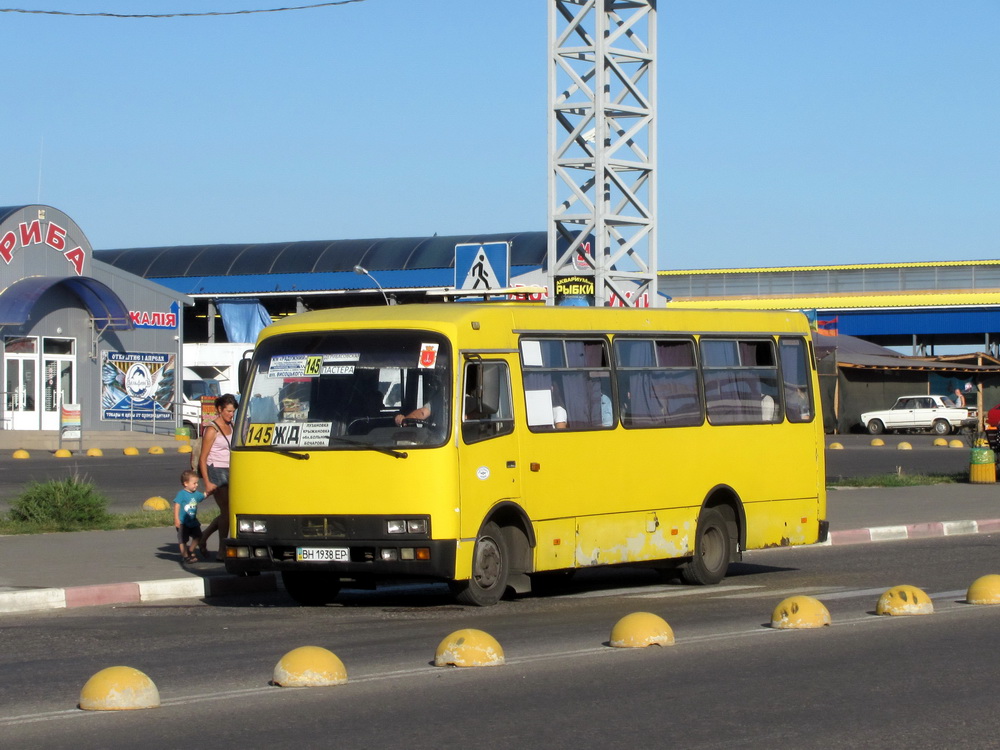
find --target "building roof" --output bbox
[94,232,551,296]
[814,334,999,372]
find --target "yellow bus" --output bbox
[225,303,827,606]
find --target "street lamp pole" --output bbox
[353,265,390,305]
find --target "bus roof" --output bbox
[258,303,813,343]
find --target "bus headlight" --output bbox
[238,519,267,533]
[386,518,429,535]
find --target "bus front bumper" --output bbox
[223,537,457,581]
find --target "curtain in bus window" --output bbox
[558,371,607,428]
[656,341,700,426]
[653,371,701,426]
[704,369,743,424]
[617,340,659,427]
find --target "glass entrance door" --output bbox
[4,337,39,431]
[41,338,76,431]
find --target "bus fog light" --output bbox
[380,548,398,561]
[253,548,269,558]
[416,548,431,561]
[400,548,415,560]
[387,520,406,534]
[232,547,250,558]
[407,519,428,534]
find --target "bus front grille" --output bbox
[300,517,348,539]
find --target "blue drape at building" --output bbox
[217,299,272,343]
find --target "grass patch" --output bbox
[0,476,219,535]
[0,508,220,535]
[828,472,966,488]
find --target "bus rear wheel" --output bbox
[451,521,509,606]
[680,507,731,586]
[281,571,341,606]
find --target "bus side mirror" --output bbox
[478,363,501,417]
[238,357,252,393]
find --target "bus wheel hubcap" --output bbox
[702,526,725,570]
[475,538,501,589]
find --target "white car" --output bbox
[860,395,977,435]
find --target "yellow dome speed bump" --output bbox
[828,442,844,450]
[434,628,505,667]
[123,446,139,456]
[79,666,160,711]
[142,497,170,512]
[178,444,193,454]
[876,585,934,616]
[12,449,29,459]
[966,575,1000,605]
[54,448,72,457]
[87,447,104,457]
[148,446,165,455]
[609,612,675,648]
[870,438,885,447]
[933,438,948,447]
[949,439,964,448]
[897,442,912,451]
[770,596,831,629]
[272,646,348,687]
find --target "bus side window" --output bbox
[616,338,701,429]
[522,337,613,431]
[780,337,814,423]
[462,361,514,444]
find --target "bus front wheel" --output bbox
[451,521,510,606]
[680,507,731,586]
[281,571,341,606]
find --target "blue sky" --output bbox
[1,0,997,270]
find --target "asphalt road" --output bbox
[824,433,973,479]
[0,433,976,515]
[1,535,997,748]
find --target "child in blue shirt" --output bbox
[173,469,212,564]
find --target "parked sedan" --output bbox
[860,395,977,435]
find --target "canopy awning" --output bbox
[0,276,132,329]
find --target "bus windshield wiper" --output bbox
[275,449,310,460]
[328,436,409,459]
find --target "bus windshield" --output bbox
[235,330,451,451]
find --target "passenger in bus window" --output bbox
[785,385,810,420]
[600,391,613,427]
[552,382,567,428]
[761,393,776,422]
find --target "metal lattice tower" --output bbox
[547,0,658,307]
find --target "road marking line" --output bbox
[562,583,759,600]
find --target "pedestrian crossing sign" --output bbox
[455,242,509,291]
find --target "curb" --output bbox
[824,518,1000,546]
[3,519,999,615]
[0,573,277,615]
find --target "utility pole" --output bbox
[547,0,658,307]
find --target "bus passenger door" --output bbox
[457,357,522,540]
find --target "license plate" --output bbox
[296,547,349,562]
